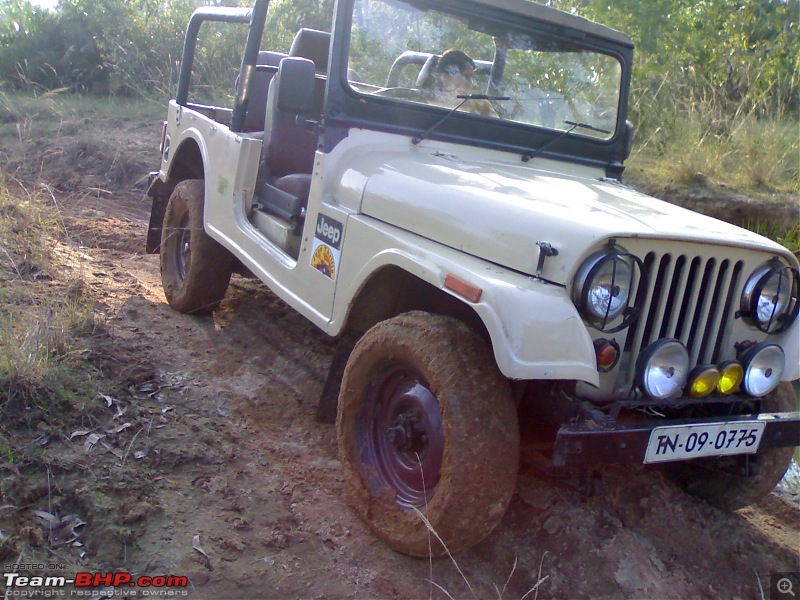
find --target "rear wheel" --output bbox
[160,179,233,314]
[667,382,797,510]
[337,311,519,557]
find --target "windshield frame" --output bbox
[325,0,633,171]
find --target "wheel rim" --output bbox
[361,365,444,508]
[174,213,191,280]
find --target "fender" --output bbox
[331,215,600,385]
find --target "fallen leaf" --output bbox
[34,510,61,530]
[192,534,209,558]
[97,394,115,407]
[101,442,124,459]
[70,429,92,440]
[1,463,21,476]
[107,422,131,434]
[134,450,148,460]
[84,433,106,452]
[35,512,87,548]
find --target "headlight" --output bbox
[636,338,690,401]
[740,260,799,333]
[573,248,636,331]
[740,342,784,397]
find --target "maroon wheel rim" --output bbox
[360,365,444,508]
[168,210,191,281]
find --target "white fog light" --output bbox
[636,339,690,401]
[741,343,785,397]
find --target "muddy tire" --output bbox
[667,382,797,510]
[160,179,234,314]
[337,311,519,557]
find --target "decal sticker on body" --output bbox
[311,213,343,280]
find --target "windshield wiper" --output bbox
[412,94,510,145]
[522,120,611,162]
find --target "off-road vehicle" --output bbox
[146,0,800,556]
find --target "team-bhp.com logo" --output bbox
[3,572,188,596]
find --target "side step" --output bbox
[251,207,301,258]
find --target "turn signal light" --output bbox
[594,338,620,372]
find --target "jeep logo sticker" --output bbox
[311,214,343,280]
[315,214,342,250]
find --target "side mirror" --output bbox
[623,120,635,160]
[275,57,316,114]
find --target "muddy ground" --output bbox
[0,114,798,599]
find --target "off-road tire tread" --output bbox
[160,179,234,314]
[337,311,520,557]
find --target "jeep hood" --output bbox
[359,152,787,285]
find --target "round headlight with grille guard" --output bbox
[740,261,800,333]
[573,249,636,331]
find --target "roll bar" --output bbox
[175,0,269,133]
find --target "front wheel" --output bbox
[160,179,233,314]
[667,382,797,510]
[337,312,519,557]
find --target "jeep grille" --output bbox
[621,252,745,389]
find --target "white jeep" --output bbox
[146,0,800,556]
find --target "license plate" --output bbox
[644,421,765,464]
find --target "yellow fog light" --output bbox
[716,361,743,395]
[686,365,720,398]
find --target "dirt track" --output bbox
[0,116,798,599]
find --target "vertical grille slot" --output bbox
[675,257,703,340]
[640,254,672,348]
[686,259,718,365]
[663,256,690,339]
[697,260,730,365]
[624,252,658,353]
[712,261,744,362]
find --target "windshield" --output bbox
[347,0,622,140]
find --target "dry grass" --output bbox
[0,173,98,417]
[410,505,550,599]
[630,110,799,193]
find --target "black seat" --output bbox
[253,29,331,228]
[255,56,319,228]
[241,51,287,133]
[289,28,330,74]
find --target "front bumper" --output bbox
[551,410,800,468]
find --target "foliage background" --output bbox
[0,0,797,190]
